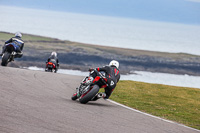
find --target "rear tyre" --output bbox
[45,68,52,72]
[79,85,100,104]
[1,52,11,66]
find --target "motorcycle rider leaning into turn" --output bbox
[0,32,24,58]
[86,60,120,101]
[46,51,59,72]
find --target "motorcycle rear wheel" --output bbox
[1,52,11,66]
[79,85,100,104]
[45,68,52,72]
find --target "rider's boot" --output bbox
[16,51,23,58]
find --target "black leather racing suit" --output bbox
[92,65,120,99]
[1,36,24,57]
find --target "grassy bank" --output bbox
[1,31,200,75]
[109,80,200,130]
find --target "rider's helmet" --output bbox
[15,32,22,38]
[109,60,119,68]
[51,51,57,57]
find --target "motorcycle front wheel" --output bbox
[71,93,78,100]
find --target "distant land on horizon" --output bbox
[0,31,200,76]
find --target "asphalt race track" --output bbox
[0,66,199,133]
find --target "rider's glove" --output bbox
[88,68,94,72]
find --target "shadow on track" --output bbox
[65,98,114,107]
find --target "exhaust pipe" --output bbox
[97,93,103,98]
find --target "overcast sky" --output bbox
[0,0,200,24]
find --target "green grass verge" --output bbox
[0,32,54,41]
[109,80,200,130]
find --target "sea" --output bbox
[0,5,200,88]
[27,67,200,89]
[0,6,200,55]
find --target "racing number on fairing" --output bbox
[110,80,114,86]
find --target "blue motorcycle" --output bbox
[1,43,22,66]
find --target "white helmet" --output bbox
[15,32,22,38]
[51,51,57,57]
[109,60,119,68]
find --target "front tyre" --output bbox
[79,85,100,104]
[71,93,78,100]
[1,52,11,66]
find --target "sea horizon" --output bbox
[0,5,200,55]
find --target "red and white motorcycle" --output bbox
[71,69,108,104]
[45,61,57,73]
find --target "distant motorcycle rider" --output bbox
[46,51,59,72]
[89,60,120,100]
[0,32,24,57]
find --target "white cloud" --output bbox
[186,0,200,3]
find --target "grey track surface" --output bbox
[0,66,199,133]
